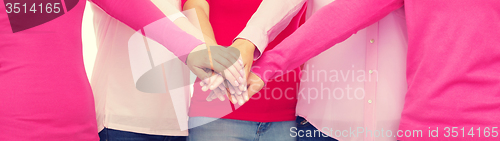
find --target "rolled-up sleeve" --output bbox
[251,0,404,83]
[235,0,307,59]
[89,0,204,63]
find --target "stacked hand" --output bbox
[199,39,264,106]
[186,44,246,95]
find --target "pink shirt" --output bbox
[252,0,500,140]
[293,1,408,140]
[0,0,201,140]
[186,0,306,122]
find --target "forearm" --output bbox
[183,0,217,45]
[151,0,216,45]
[252,0,404,83]
[89,0,203,63]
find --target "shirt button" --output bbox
[369,70,373,74]
[370,39,375,44]
[368,100,372,103]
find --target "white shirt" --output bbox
[91,0,192,136]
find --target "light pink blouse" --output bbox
[296,1,408,140]
[241,1,408,140]
[252,0,500,140]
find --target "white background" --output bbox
[82,1,97,80]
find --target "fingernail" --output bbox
[239,59,243,64]
[235,81,239,86]
[239,85,244,91]
[202,86,208,91]
[238,100,244,106]
[238,77,244,83]
[232,97,237,104]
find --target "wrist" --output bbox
[187,44,207,63]
[233,39,256,54]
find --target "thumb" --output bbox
[247,73,264,98]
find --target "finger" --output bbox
[226,80,237,95]
[224,62,244,85]
[210,91,218,100]
[225,87,236,104]
[190,67,210,82]
[239,63,251,91]
[230,94,237,104]
[200,80,208,91]
[214,87,225,101]
[234,93,245,106]
[242,89,250,102]
[211,47,241,73]
[239,83,246,92]
[206,91,215,101]
[215,85,227,101]
[201,72,217,91]
[219,69,239,89]
[209,74,225,90]
[200,71,212,87]
[208,72,220,89]
[223,48,245,80]
[224,71,243,95]
[200,78,209,91]
[213,46,240,63]
[229,56,244,76]
[247,84,259,98]
[248,82,264,97]
[211,58,245,88]
[211,57,234,74]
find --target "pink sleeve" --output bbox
[251,0,404,83]
[89,0,204,63]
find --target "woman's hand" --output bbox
[205,72,264,106]
[187,45,244,87]
[205,39,255,91]
[203,39,257,105]
[231,38,256,85]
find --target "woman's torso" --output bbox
[0,0,98,140]
[187,0,306,122]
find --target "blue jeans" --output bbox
[188,117,295,141]
[296,116,338,141]
[99,128,187,141]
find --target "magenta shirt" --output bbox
[0,0,202,140]
[252,0,500,140]
[185,0,306,122]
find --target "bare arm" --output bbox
[183,0,217,45]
